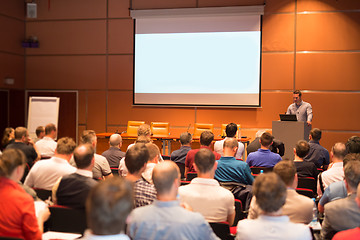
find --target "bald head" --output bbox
[109,134,122,147]
[223,138,238,157]
[331,142,347,160]
[73,144,95,169]
[152,161,180,195]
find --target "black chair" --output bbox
[161,155,171,160]
[175,162,185,179]
[297,177,317,195]
[233,199,245,227]
[180,180,191,186]
[34,188,52,201]
[186,172,197,181]
[46,205,87,234]
[209,222,234,240]
[0,237,23,240]
[296,188,315,198]
[250,167,273,177]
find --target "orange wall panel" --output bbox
[0,15,24,55]
[321,131,357,155]
[1,0,25,19]
[108,0,131,18]
[296,52,360,91]
[33,0,106,20]
[26,56,106,89]
[87,91,106,133]
[306,92,360,131]
[262,13,295,52]
[0,53,25,89]
[198,0,264,7]
[132,0,196,9]
[78,90,87,124]
[296,12,360,51]
[26,20,106,55]
[78,125,86,143]
[297,0,360,12]
[108,19,134,54]
[264,0,295,13]
[261,53,294,90]
[108,55,133,90]
[107,91,195,126]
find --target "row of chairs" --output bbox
[126,121,241,138]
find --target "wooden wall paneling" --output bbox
[108,55,133,90]
[78,90,87,125]
[264,0,295,13]
[261,53,294,90]
[131,0,196,9]
[108,19,134,54]
[32,0,107,20]
[262,13,295,51]
[297,0,360,12]
[306,92,360,131]
[78,125,86,143]
[27,91,77,141]
[296,52,360,91]
[0,91,9,136]
[87,91,106,133]
[0,0,25,19]
[26,20,107,55]
[107,91,196,126]
[296,12,360,51]
[26,56,106,89]
[198,0,264,7]
[0,53,25,89]
[108,0,131,18]
[0,15,25,55]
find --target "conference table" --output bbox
[96,132,250,159]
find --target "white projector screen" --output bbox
[133,10,262,107]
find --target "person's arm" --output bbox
[286,104,292,114]
[101,157,113,179]
[247,196,259,219]
[306,103,313,125]
[275,140,285,157]
[227,212,235,226]
[52,177,62,205]
[244,165,254,185]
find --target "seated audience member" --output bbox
[214,123,245,159]
[246,132,282,168]
[101,133,125,168]
[215,138,254,185]
[33,126,45,143]
[318,153,360,213]
[1,127,14,150]
[24,137,76,190]
[179,149,235,224]
[127,124,152,150]
[246,129,285,157]
[185,131,221,176]
[142,143,160,184]
[127,161,219,240]
[236,173,312,240]
[53,144,97,210]
[346,136,360,154]
[248,160,313,224]
[6,127,39,167]
[171,132,192,164]
[35,123,57,158]
[317,142,347,196]
[119,135,152,177]
[293,140,318,179]
[74,130,112,180]
[125,143,156,207]
[332,183,360,240]
[81,177,133,240]
[303,128,330,170]
[321,160,360,240]
[0,149,50,240]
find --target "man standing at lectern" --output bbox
[286,90,313,126]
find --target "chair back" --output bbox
[34,188,52,201]
[151,122,169,136]
[297,177,317,195]
[250,167,273,176]
[162,155,171,160]
[221,124,241,138]
[209,222,233,240]
[193,123,214,138]
[176,162,185,179]
[110,167,119,176]
[126,121,145,137]
[186,172,198,181]
[296,188,315,198]
[0,237,23,240]
[233,199,245,227]
[46,205,87,234]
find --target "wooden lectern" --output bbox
[272,121,311,160]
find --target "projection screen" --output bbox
[131,6,264,107]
